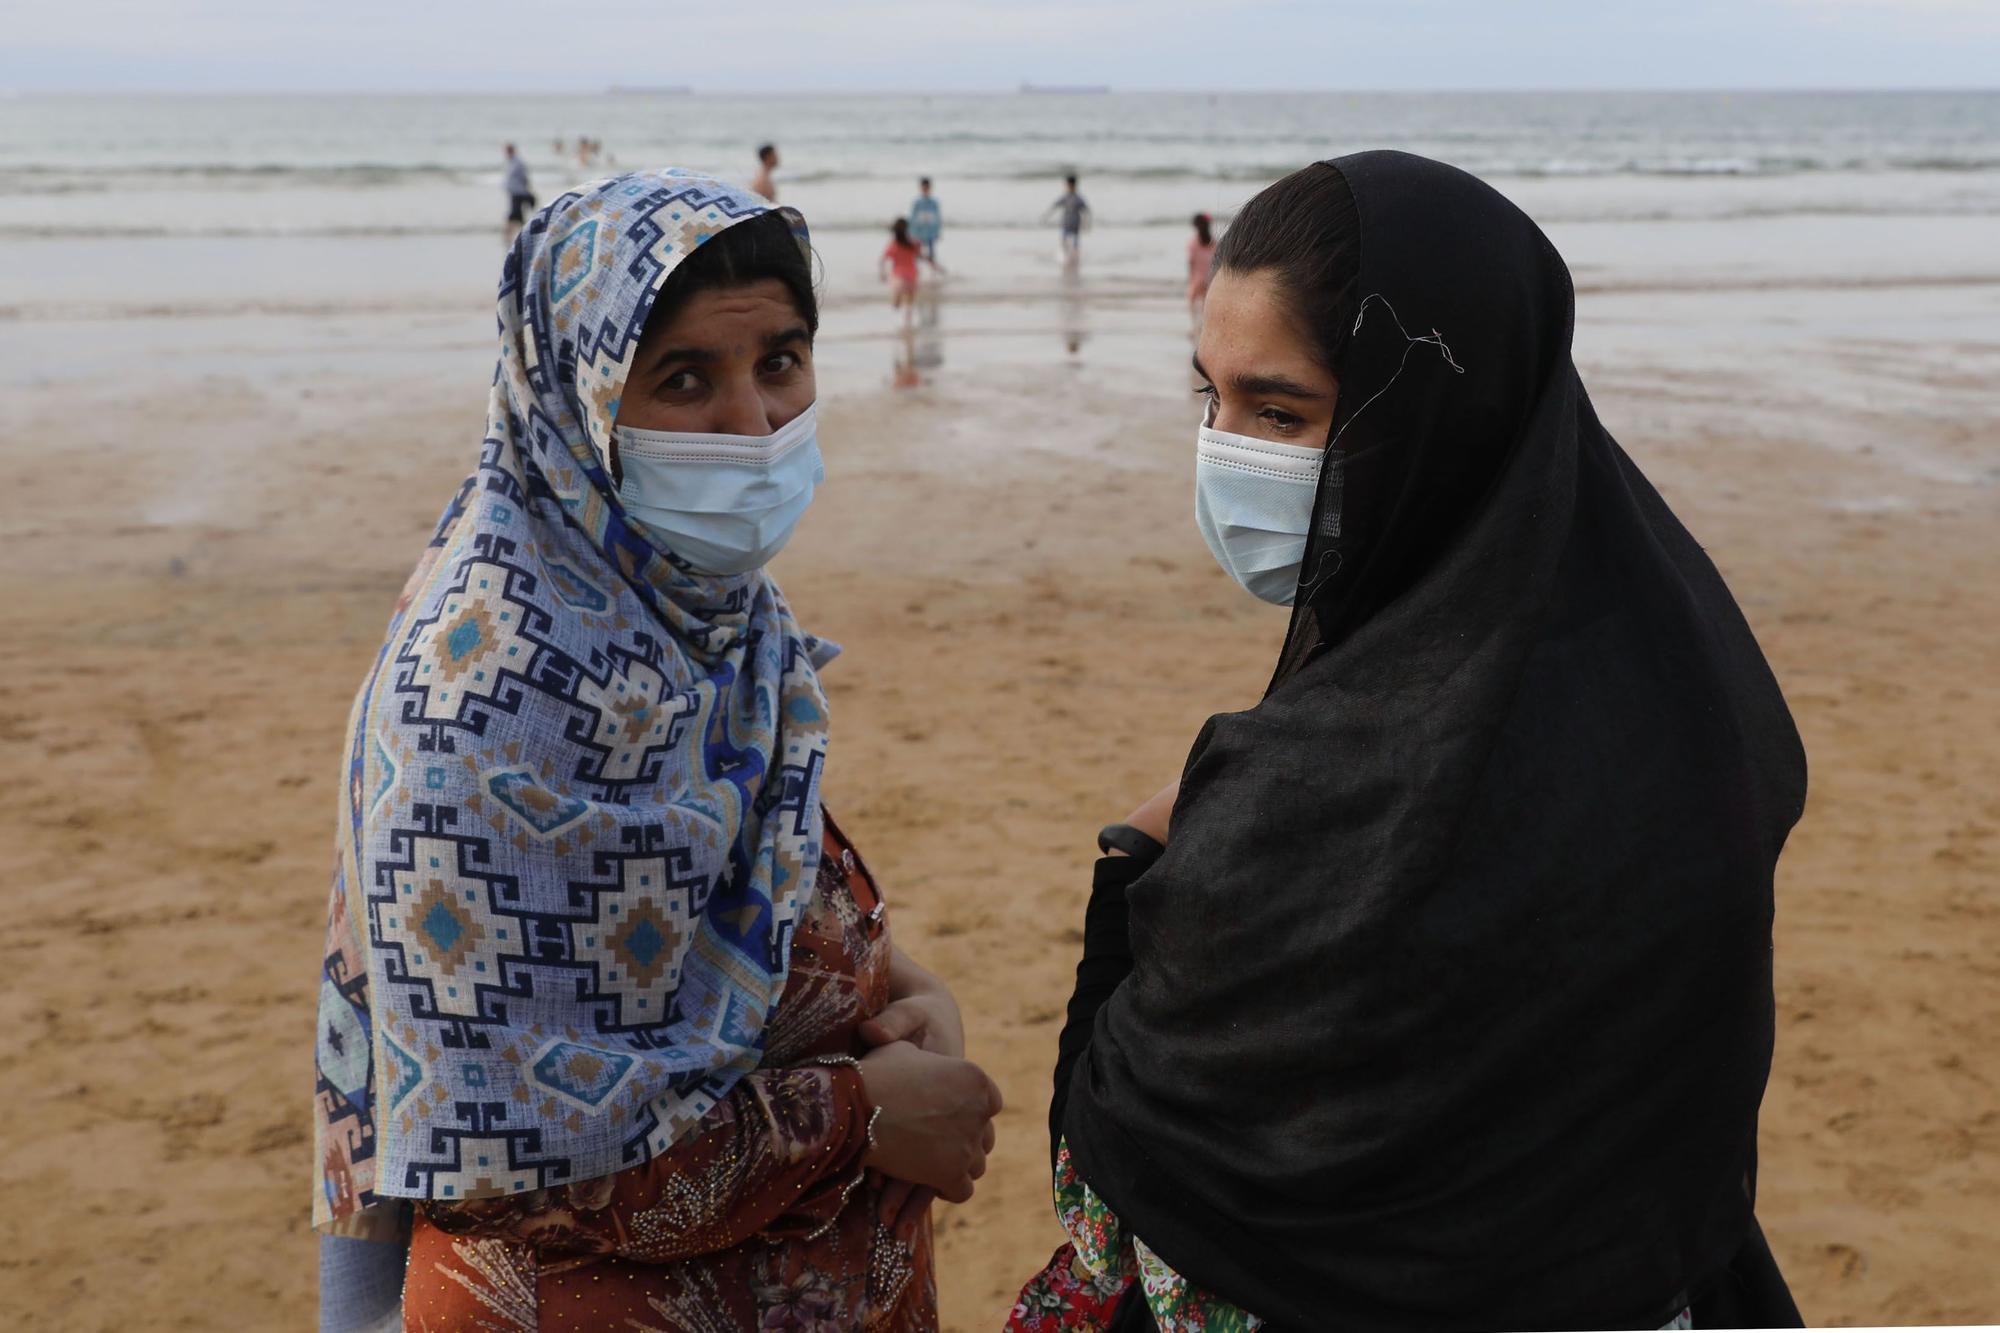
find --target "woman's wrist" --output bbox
[1097,822,1166,863]
[810,1057,875,1133]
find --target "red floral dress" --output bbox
[400,812,934,1331]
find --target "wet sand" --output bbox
[0,276,1996,1329]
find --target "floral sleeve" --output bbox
[423,1064,874,1263]
[1013,1141,1694,1332]
[1009,1138,1262,1333]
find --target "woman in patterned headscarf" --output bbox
[312,171,1000,1332]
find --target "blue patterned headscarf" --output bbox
[312,171,832,1234]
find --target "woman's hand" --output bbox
[1113,779,1179,852]
[858,947,969,1237]
[860,993,963,1058]
[862,947,964,1057]
[859,1041,1002,1208]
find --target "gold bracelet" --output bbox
[803,1107,883,1242]
[809,1053,862,1070]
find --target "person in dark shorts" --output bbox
[1043,173,1090,261]
[502,143,536,240]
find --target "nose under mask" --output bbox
[613,404,823,576]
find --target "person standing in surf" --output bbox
[1045,174,1091,264]
[909,176,943,265]
[501,143,535,243]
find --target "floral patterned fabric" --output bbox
[1009,1139,1256,1332]
[401,814,935,1331]
[1010,1140,1698,1332]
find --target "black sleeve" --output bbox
[1049,850,1154,1173]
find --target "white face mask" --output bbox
[613,404,823,576]
[1193,420,1326,606]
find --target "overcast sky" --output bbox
[5,0,1997,94]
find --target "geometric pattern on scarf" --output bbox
[312,172,833,1233]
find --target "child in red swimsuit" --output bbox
[880,217,934,321]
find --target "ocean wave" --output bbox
[778,155,2000,183]
[7,193,1998,244]
[0,221,495,240]
[4,150,2000,196]
[0,162,477,191]
[1504,153,2000,177]
[9,271,2000,327]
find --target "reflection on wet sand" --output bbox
[892,288,946,389]
[1059,264,1089,359]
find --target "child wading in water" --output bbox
[880,217,936,325]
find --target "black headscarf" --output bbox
[1061,151,1807,1330]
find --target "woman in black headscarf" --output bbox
[1007,153,1808,1332]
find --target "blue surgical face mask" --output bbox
[1193,420,1325,606]
[613,404,823,576]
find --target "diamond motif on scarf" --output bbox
[547,219,598,304]
[402,563,537,722]
[485,767,592,839]
[540,557,610,613]
[379,1031,428,1112]
[575,658,697,782]
[376,836,521,1017]
[570,854,698,1027]
[531,1040,637,1111]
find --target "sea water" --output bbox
[3,90,1997,317]
[2,90,1994,504]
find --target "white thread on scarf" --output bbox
[1325,292,1466,453]
[1298,295,1466,602]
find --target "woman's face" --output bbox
[1193,266,1339,446]
[614,278,815,438]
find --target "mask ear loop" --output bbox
[1296,293,1467,602]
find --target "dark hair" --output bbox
[1192,212,1212,246]
[757,143,777,162]
[649,209,818,337]
[919,176,932,188]
[1212,162,1359,372]
[890,217,912,246]
[1065,173,1078,188]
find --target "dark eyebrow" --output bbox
[653,325,810,371]
[652,344,719,369]
[1191,353,1328,401]
[1231,372,1330,399]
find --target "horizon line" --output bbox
[5,84,1998,98]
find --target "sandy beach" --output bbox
[2,115,1998,1326]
